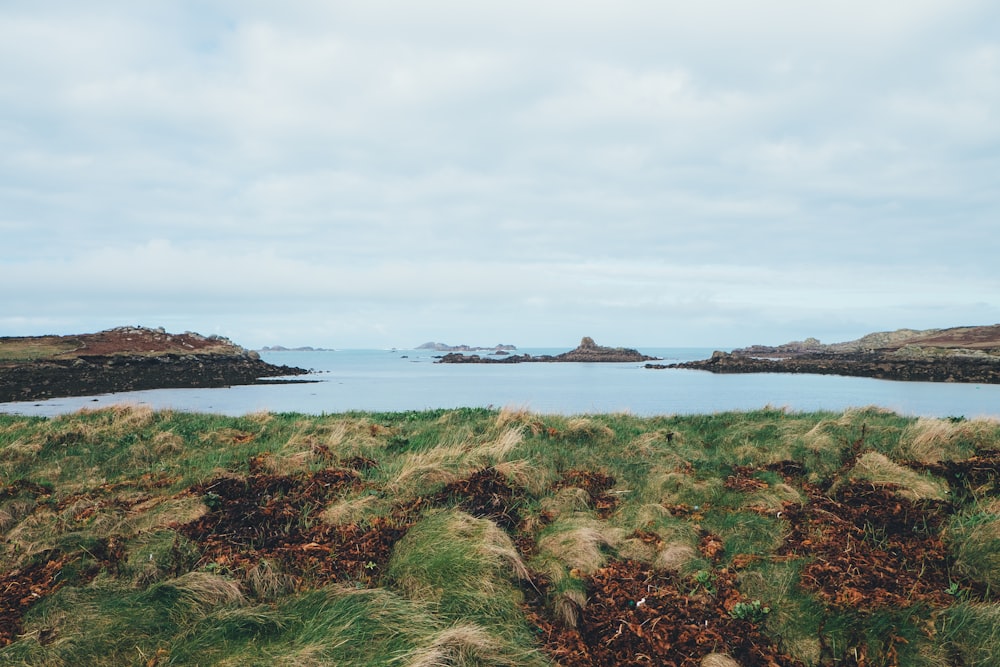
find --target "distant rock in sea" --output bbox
[417,342,518,352]
[437,337,658,364]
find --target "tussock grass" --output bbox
[897,416,998,462]
[535,517,624,576]
[841,451,950,500]
[320,492,387,526]
[2,406,1000,665]
[700,654,741,667]
[738,561,825,664]
[948,498,1000,589]
[158,571,247,613]
[649,468,724,507]
[744,481,804,511]
[402,624,519,667]
[654,543,698,573]
[385,510,545,665]
[939,602,1000,666]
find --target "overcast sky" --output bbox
[2,1,998,349]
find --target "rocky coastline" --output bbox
[437,337,658,364]
[0,327,310,403]
[648,324,1000,384]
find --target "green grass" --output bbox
[2,406,999,665]
[0,337,84,362]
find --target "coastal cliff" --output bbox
[649,324,1000,384]
[438,336,658,364]
[0,327,309,403]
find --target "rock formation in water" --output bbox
[437,337,658,364]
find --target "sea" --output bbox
[2,347,1000,420]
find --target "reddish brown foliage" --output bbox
[180,467,407,586]
[435,467,522,529]
[778,481,958,610]
[557,470,620,518]
[725,466,771,492]
[0,540,125,647]
[525,559,803,666]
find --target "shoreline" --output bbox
[0,353,311,403]
[649,350,1000,384]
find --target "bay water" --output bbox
[2,347,1000,419]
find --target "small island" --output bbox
[417,342,518,352]
[648,324,1000,384]
[0,326,310,403]
[437,337,659,364]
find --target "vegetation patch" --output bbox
[1,406,999,665]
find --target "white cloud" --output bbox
[2,1,999,347]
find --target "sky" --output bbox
[2,1,998,350]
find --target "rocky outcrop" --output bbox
[648,324,1000,384]
[0,327,310,403]
[417,342,518,352]
[437,337,658,364]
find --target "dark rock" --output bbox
[437,338,658,364]
[0,328,312,403]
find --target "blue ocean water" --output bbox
[3,347,1000,419]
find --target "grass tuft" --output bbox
[844,451,950,500]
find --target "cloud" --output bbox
[2,1,999,347]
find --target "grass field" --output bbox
[0,337,84,362]
[1,405,998,665]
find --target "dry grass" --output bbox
[650,468,723,506]
[899,417,998,462]
[564,418,615,441]
[130,496,207,532]
[539,487,592,519]
[553,588,587,628]
[321,493,386,526]
[536,518,624,575]
[845,451,949,500]
[654,543,698,572]
[403,624,509,667]
[477,518,531,583]
[0,437,43,471]
[492,459,551,496]
[744,482,804,511]
[150,430,184,457]
[388,444,469,497]
[622,429,683,458]
[494,406,538,432]
[801,420,839,456]
[472,426,524,461]
[616,536,658,562]
[163,570,247,610]
[244,560,297,600]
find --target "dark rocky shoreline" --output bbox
[0,353,311,403]
[649,347,1000,384]
[0,327,311,404]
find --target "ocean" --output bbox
[3,347,1000,419]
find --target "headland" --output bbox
[0,326,310,403]
[649,324,1000,384]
